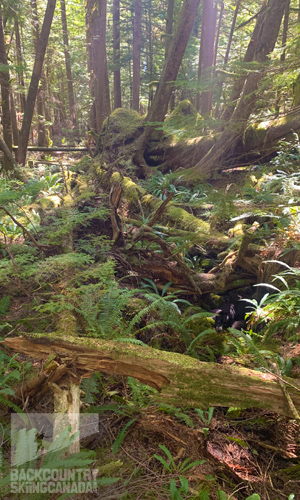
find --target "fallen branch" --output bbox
[0,206,50,252]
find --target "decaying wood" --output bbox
[110,181,125,246]
[52,379,81,454]
[127,220,261,294]
[4,335,300,418]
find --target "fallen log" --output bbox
[3,335,300,418]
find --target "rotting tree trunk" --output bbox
[17,0,57,165]
[52,379,80,454]
[132,0,142,112]
[113,0,122,109]
[60,0,77,127]
[133,0,201,169]
[0,2,12,171]
[160,107,300,173]
[183,0,288,183]
[5,335,300,419]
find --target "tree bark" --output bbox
[85,0,108,132]
[60,0,77,126]
[224,0,242,66]
[220,3,267,123]
[14,18,26,114]
[213,1,224,75]
[0,1,12,170]
[17,0,56,165]
[5,335,300,419]
[160,107,300,172]
[165,0,174,60]
[200,0,217,116]
[132,0,142,112]
[30,0,47,148]
[113,0,122,109]
[95,0,107,132]
[184,0,288,183]
[133,0,201,167]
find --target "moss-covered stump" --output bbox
[5,335,300,418]
[96,108,144,154]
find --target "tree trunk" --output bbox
[95,0,107,132]
[17,0,57,165]
[132,0,142,112]
[160,107,300,172]
[147,0,153,89]
[195,1,204,111]
[30,0,47,148]
[5,335,300,419]
[10,90,19,145]
[60,0,77,126]
[213,1,224,75]
[0,1,12,171]
[165,0,174,60]
[200,0,217,116]
[104,53,111,116]
[113,0,122,109]
[14,18,26,114]
[224,0,242,65]
[184,0,288,183]
[220,3,267,123]
[133,0,201,167]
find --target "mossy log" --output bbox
[148,108,300,174]
[4,335,300,418]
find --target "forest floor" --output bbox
[1,145,300,500]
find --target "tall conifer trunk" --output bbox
[132,0,142,112]
[113,0,122,109]
[60,0,77,127]
[17,0,57,165]
[30,0,47,147]
[200,0,217,116]
[184,0,289,182]
[14,18,26,114]
[0,2,13,171]
[133,0,201,168]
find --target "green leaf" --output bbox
[153,454,171,472]
[113,418,136,453]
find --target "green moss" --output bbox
[56,311,77,337]
[243,122,268,149]
[111,172,145,204]
[165,100,203,141]
[166,206,210,233]
[100,108,144,146]
[185,316,215,335]
[293,73,300,107]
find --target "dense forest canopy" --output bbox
[1,1,300,499]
